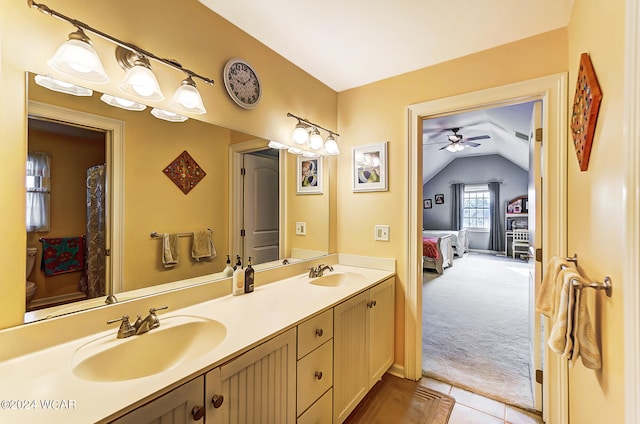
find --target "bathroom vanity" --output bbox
[0,254,395,424]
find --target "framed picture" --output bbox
[435,193,444,204]
[571,53,602,171]
[297,156,323,194]
[424,199,432,209]
[352,142,388,192]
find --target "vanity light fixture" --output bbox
[151,108,188,123]
[47,27,109,84]
[169,75,207,115]
[28,0,214,113]
[116,47,164,101]
[100,93,146,111]
[286,112,341,156]
[268,140,289,150]
[34,74,93,96]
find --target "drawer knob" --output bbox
[211,394,224,409]
[191,405,205,420]
[315,371,323,380]
[367,300,377,308]
[315,328,324,337]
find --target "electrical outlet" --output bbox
[374,225,390,241]
[296,222,306,235]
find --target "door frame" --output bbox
[28,100,125,294]
[405,73,568,422]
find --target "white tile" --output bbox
[449,403,504,424]
[450,386,506,420]
[506,405,543,424]
[420,377,452,394]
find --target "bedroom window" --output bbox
[463,184,490,230]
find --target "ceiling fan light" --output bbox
[48,29,109,84]
[169,76,207,114]
[34,74,93,96]
[292,122,309,145]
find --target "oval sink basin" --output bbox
[72,315,226,382]
[308,272,366,287]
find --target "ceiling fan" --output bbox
[438,128,490,152]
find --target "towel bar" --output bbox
[560,253,612,297]
[150,229,212,239]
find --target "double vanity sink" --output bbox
[0,258,395,423]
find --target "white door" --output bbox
[243,152,279,265]
[528,101,543,411]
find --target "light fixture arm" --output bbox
[287,112,339,137]
[27,0,215,86]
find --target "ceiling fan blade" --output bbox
[461,135,490,142]
[464,141,481,147]
[438,144,451,150]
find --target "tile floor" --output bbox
[423,377,544,424]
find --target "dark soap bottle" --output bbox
[244,256,255,293]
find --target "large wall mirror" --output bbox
[24,72,330,323]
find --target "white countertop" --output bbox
[0,263,394,423]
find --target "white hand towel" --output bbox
[571,284,602,369]
[548,267,575,355]
[537,256,572,318]
[162,233,179,268]
[192,229,217,261]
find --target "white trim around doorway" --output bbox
[405,73,568,423]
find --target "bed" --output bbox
[422,229,469,256]
[422,234,454,274]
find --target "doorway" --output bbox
[421,101,538,410]
[405,74,569,424]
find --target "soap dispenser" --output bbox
[223,255,234,277]
[232,257,244,296]
[244,256,254,293]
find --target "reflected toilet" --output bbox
[26,247,38,304]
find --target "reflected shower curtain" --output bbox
[85,165,106,298]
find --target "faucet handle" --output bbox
[149,305,168,314]
[147,306,168,330]
[107,315,135,338]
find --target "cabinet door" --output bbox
[368,277,395,387]
[333,290,369,424]
[111,377,205,424]
[206,328,297,424]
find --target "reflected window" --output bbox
[26,151,51,232]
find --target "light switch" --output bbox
[375,225,390,241]
[296,222,307,235]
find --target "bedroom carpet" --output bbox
[344,374,455,424]
[422,252,534,411]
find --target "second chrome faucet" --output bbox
[107,306,168,339]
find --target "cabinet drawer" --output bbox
[297,340,333,416]
[298,309,333,359]
[297,388,332,424]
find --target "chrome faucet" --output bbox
[308,264,334,278]
[107,306,168,338]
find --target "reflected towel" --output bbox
[536,256,572,317]
[192,229,216,261]
[547,268,601,369]
[40,236,85,276]
[162,233,179,268]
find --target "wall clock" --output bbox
[571,53,602,171]
[223,58,262,109]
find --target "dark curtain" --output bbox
[451,183,464,230]
[488,182,502,251]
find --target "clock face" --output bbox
[223,59,262,109]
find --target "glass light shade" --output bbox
[150,108,188,122]
[287,146,303,155]
[34,74,93,96]
[268,140,289,150]
[302,151,320,158]
[119,65,164,101]
[48,37,109,84]
[100,94,146,111]
[292,123,310,145]
[324,135,340,155]
[169,77,206,114]
[309,128,324,150]
[446,143,464,152]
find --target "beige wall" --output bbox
[0,0,337,328]
[567,0,626,421]
[336,29,568,371]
